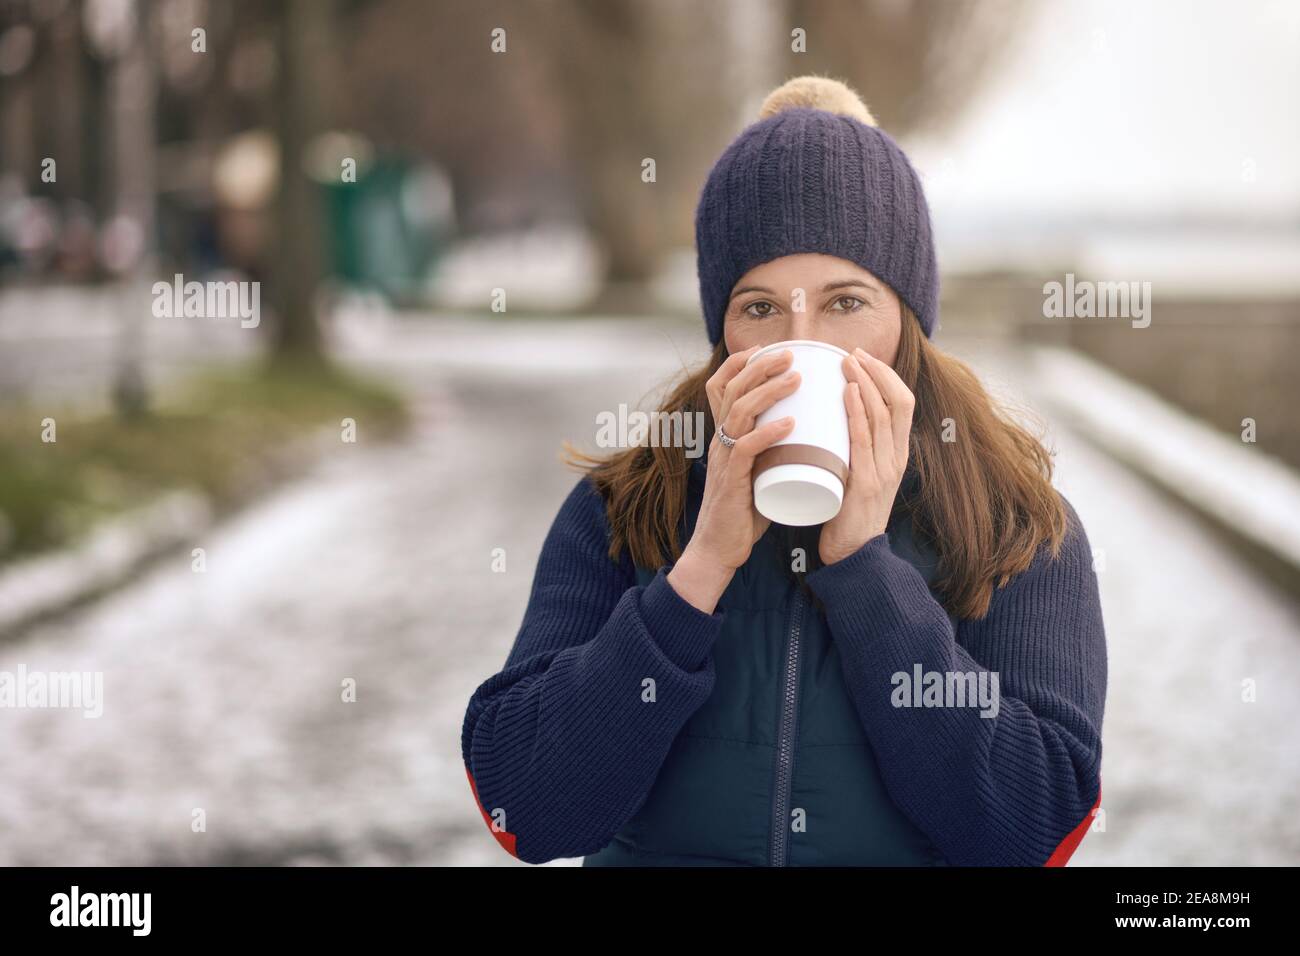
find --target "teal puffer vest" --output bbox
[583,456,957,866]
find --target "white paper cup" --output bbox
[744,339,851,526]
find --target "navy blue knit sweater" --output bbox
[461,474,1107,865]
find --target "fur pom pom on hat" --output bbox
[695,75,939,345]
[757,74,878,126]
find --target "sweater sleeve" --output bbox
[803,493,1106,866]
[460,474,725,863]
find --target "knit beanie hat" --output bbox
[695,76,940,346]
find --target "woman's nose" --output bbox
[788,307,815,340]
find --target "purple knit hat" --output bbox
[695,77,940,346]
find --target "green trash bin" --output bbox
[321,157,452,306]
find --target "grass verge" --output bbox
[0,355,408,565]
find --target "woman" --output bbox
[461,76,1106,867]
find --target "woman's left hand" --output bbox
[818,347,916,566]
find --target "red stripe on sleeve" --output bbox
[465,766,519,859]
[1044,780,1101,867]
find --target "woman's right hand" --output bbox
[686,345,801,573]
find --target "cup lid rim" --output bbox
[743,339,851,364]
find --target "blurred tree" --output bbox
[523,0,1023,291]
[339,0,740,296]
[339,0,573,232]
[0,0,1022,323]
[779,0,1025,137]
[87,0,160,417]
[527,0,739,290]
[270,0,332,360]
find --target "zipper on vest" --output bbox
[769,587,806,866]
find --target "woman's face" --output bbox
[723,253,902,366]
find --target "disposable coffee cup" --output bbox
[744,339,851,526]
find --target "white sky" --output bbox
[908,0,1300,222]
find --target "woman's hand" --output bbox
[685,345,802,573]
[818,346,916,566]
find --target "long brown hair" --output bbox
[560,306,1068,621]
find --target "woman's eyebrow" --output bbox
[820,279,879,293]
[730,285,775,299]
[731,279,879,299]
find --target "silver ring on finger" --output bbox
[716,422,737,448]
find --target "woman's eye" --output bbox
[744,301,776,318]
[831,295,864,312]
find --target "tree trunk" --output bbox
[271,0,332,361]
